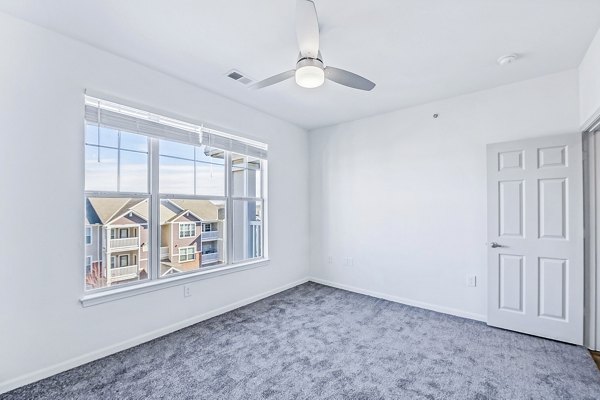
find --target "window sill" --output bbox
[80,259,270,307]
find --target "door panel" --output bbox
[499,180,524,237]
[538,146,567,168]
[538,257,567,320]
[499,254,524,312]
[487,133,583,344]
[538,179,567,239]
[499,150,524,170]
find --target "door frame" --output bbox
[583,114,600,351]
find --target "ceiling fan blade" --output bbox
[251,70,295,89]
[296,0,320,58]
[325,67,376,91]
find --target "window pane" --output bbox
[159,140,194,160]
[159,141,225,196]
[160,156,194,195]
[196,161,225,196]
[86,129,149,193]
[120,131,148,152]
[85,124,99,146]
[120,150,148,193]
[84,196,150,290]
[231,154,262,198]
[85,145,117,191]
[85,124,120,148]
[159,198,226,277]
[233,200,263,262]
[99,127,119,148]
[247,166,261,198]
[232,165,246,197]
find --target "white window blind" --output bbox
[84,95,268,159]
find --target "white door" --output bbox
[487,133,583,344]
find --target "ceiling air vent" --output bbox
[226,70,253,85]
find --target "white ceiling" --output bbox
[2,0,600,130]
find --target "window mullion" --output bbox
[193,147,197,195]
[150,138,160,281]
[226,151,233,265]
[117,131,121,192]
[261,159,268,259]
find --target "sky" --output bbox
[84,124,242,196]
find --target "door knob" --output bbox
[490,242,504,248]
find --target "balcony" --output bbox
[109,237,139,250]
[107,265,138,283]
[201,231,219,241]
[201,252,220,265]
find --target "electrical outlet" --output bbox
[466,274,477,287]
[184,285,191,297]
[328,256,333,264]
[343,257,353,267]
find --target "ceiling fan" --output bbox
[252,0,376,91]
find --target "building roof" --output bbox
[85,199,102,225]
[164,199,221,222]
[86,198,145,225]
[85,197,222,226]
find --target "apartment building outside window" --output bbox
[84,95,268,292]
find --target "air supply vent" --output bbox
[226,69,253,85]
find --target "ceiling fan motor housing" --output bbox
[296,50,324,68]
[295,56,325,88]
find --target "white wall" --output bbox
[0,13,309,391]
[309,70,580,321]
[580,27,600,128]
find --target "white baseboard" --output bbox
[0,278,309,395]
[309,277,487,322]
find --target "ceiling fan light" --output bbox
[295,65,324,88]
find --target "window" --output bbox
[119,255,129,267]
[85,227,92,245]
[84,96,268,292]
[159,138,226,275]
[179,246,196,263]
[232,154,265,262]
[202,242,217,254]
[179,223,196,238]
[85,256,92,274]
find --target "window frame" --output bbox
[229,154,267,263]
[82,106,269,305]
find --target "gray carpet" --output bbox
[3,282,600,400]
